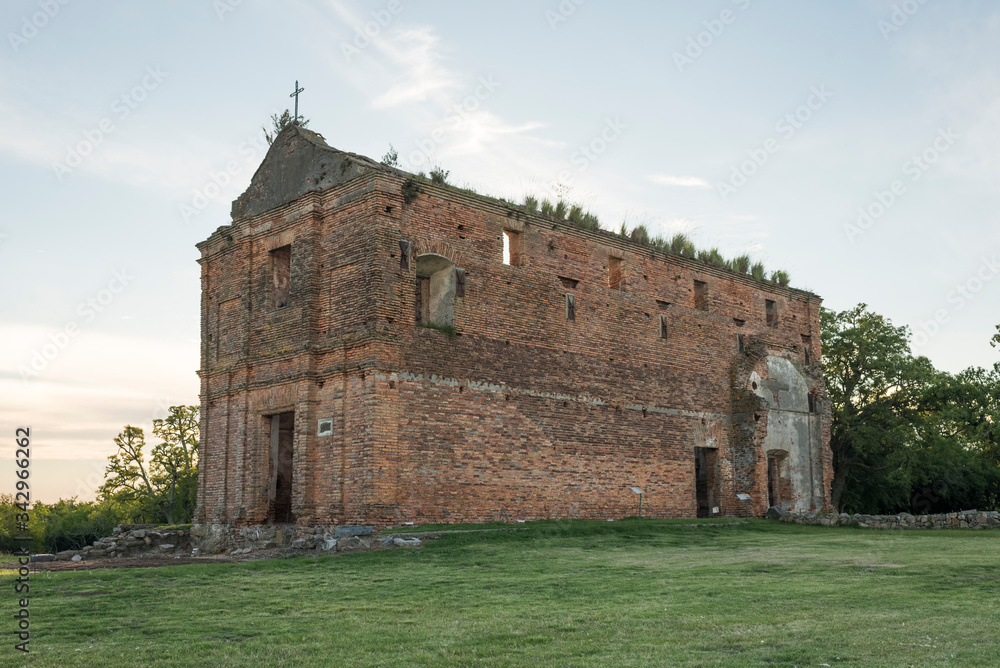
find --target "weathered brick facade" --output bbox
[195,124,833,530]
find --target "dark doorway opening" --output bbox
[767,451,790,509]
[268,412,295,523]
[694,447,719,518]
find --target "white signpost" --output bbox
[631,487,643,524]
[736,493,752,522]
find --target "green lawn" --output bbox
[5,519,1000,667]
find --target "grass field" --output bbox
[4,519,1000,667]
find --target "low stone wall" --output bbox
[190,523,422,556]
[33,525,192,562]
[32,523,425,562]
[773,508,1000,529]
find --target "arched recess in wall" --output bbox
[415,253,456,327]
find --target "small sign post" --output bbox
[631,487,643,527]
[736,493,752,524]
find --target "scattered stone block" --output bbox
[393,537,421,548]
[337,536,365,551]
[765,506,786,520]
[334,526,373,539]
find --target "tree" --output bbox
[263,109,310,145]
[821,304,934,511]
[822,305,1000,514]
[908,365,1000,513]
[99,406,200,524]
[100,425,156,515]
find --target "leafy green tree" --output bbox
[910,365,1000,512]
[38,498,121,552]
[99,406,200,524]
[100,425,156,517]
[0,495,122,553]
[822,305,1000,513]
[821,304,935,511]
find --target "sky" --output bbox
[2,0,999,503]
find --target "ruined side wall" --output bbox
[367,179,828,522]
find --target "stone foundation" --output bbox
[775,508,1000,529]
[190,523,422,555]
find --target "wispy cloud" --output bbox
[369,28,459,109]
[647,174,711,188]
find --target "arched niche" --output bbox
[415,253,456,327]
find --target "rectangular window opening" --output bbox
[737,333,745,354]
[608,256,623,290]
[503,230,522,266]
[766,299,778,327]
[659,314,668,340]
[271,245,291,309]
[565,293,575,321]
[398,240,411,271]
[693,280,708,311]
[801,334,812,364]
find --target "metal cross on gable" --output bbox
[289,80,304,124]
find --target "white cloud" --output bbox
[646,174,711,188]
[369,28,459,109]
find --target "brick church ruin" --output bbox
[194,124,833,533]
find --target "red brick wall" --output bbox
[196,169,832,527]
